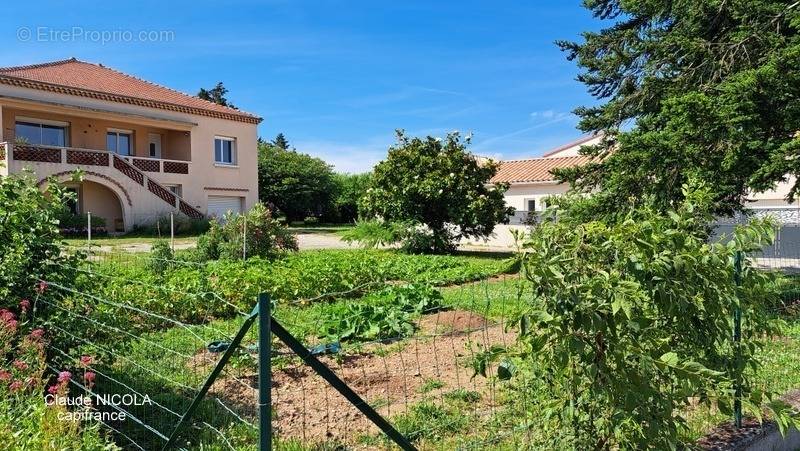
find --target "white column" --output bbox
[0,106,4,143]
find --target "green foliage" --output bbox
[147,239,174,275]
[58,212,108,237]
[361,131,513,253]
[197,81,235,108]
[340,219,407,248]
[557,0,800,218]
[393,402,470,443]
[134,215,210,237]
[88,250,513,324]
[193,203,298,262]
[325,172,372,223]
[0,303,118,450]
[0,171,83,306]
[258,139,338,221]
[319,284,443,342]
[508,185,791,448]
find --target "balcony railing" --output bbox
[1,142,190,175]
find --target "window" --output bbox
[165,185,182,197]
[214,137,236,165]
[15,118,68,146]
[107,129,133,156]
[527,199,536,212]
[149,143,157,157]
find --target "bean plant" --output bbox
[509,185,795,449]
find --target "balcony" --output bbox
[1,142,190,175]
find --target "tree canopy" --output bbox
[197,82,236,108]
[360,131,512,253]
[258,135,337,222]
[554,0,800,219]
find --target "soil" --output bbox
[696,390,800,450]
[202,309,517,446]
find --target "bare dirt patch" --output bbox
[202,309,517,446]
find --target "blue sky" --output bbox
[2,1,601,173]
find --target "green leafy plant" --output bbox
[319,284,443,342]
[504,184,794,449]
[0,170,84,306]
[194,202,298,261]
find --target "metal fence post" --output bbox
[733,250,743,428]
[258,293,271,450]
[170,212,175,252]
[87,211,92,248]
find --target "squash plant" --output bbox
[510,185,794,449]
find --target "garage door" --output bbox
[207,196,243,219]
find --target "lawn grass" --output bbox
[63,234,200,247]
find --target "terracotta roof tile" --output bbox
[0,58,261,124]
[490,155,592,184]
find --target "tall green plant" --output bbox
[194,203,297,261]
[507,185,793,448]
[0,170,82,305]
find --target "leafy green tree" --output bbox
[257,139,337,221]
[555,1,800,219]
[505,184,794,448]
[325,172,372,223]
[361,131,513,253]
[197,82,236,108]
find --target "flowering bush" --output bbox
[0,302,116,449]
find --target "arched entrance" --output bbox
[72,180,126,233]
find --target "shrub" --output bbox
[0,171,83,306]
[147,239,175,275]
[193,203,298,261]
[506,185,793,448]
[135,215,210,237]
[58,212,108,237]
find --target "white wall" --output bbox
[503,182,570,212]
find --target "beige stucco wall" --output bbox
[0,82,259,223]
[2,107,190,160]
[79,180,124,231]
[503,182,570,212]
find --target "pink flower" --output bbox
[19,299,30,313]
[57,371,71,384]
[79,355,93,367]
[29,329,45,340]
[0,370,11,381]
[84,371,96,386]
[36,281,47,294]
[0,309,14,322]
[9,380,22,392]
[5,320,18,332]
[12,360,28,371]
[47,384,59,395]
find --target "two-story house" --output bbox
[0,58,261,232]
